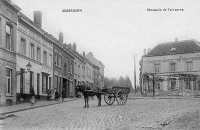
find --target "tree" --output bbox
[104,76,133,91]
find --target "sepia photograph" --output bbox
[1,0,200,129]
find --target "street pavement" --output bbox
[0,98,79,115]
[1,96,200,130]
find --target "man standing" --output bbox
[30,87,36,106]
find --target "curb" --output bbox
[0,98,80,115]
[127,96,198,100]
[150,111,193,129]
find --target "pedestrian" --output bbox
[30,87,36,106]
[62,89,65,101]
[55,89,59,101]
[47,89,51,101]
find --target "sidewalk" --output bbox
[128,93,199,100]
[0,98,80,116]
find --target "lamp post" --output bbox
[16,62,32,101]
[16,62,32,76]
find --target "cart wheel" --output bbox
[116,90,128,105]
[104,93,115,105]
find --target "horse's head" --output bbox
[76,85,86,92]
[75,85,81,92]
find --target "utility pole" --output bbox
[134,53,137,93]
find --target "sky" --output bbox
[12,0,200,86]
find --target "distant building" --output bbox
[85,58,93,87]
[0,0,21,106]
[140,39,200,95]
[86,52,105,89]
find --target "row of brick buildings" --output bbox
[140,39,200,96]
[0,0,104,106]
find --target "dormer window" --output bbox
[170,48,176,51]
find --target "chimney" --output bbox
[83,51,85,58]
[143,49,146,55]
[34,11,42,28]
[147,48,151,54]
[72,42,76,51]
[63,42,67,48]
[175,37,178,42]
[88,52,93,56]
[68,43,72,51]
[59,32,63,45]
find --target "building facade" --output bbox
[85,58,93,87]
[53,32,63,94]
[16,12,53,101]
[62,43,74,97]
[86,52,104,89]
[98,61,105,89]
[0,0,105,105]
[72,43,86,87]
[0,0,20,106]
[141,39,200,96]
[53,32,75,97]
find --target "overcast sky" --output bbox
[12,0,200,86]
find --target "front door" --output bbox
[20,68,25,94]
[171,79,176,90]
[37,73,40,99]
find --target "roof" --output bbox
[18,12,58,43]
[145,40,200,57]
[73,50,85,63]
[4,0,21,11]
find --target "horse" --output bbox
[75,85,102,108]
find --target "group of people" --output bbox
[47,89,65,101]
[30,87,66,106]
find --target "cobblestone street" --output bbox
[1,97,200,130]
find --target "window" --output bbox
[186,62,192,71]
[6,24,12,50]
[78,65,80,76]
[20,38,26,55]
[36,47,41,62]
[54,52,58,65]
[68,61,70,73]
[154,64,160,73]
[42,74,47,93]
[70,63,73,74]
[193,82,197,90]
[74,62,77,75]
[82,67,85,77]
[49,77,51,90]
[64,63,67,76]
[170,62,176,71]
[58,55,62,67]
[54,75,58,89]
[185,81,190,89]
[6,68,12,94]
[49,54,52,67]
[43,51,47,65]
[30,43,35,59]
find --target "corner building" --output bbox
[141,39,200,96]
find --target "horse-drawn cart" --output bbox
[76,85,130,107]
[102,86,130,105]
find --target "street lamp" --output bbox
[26,62,32,72]
[16,61,32,76]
